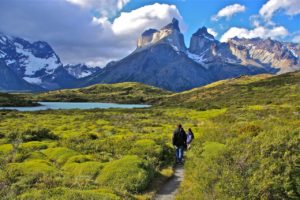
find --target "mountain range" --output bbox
[0,18,299,92]
[0,33,101,92]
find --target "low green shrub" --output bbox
[6,159,58,177]
[20,141,49,151]
[96,155,154,193]
[43,147,79,165]
[18,188,121,200]
[7,128,58,143]
[129,139,163,167]
[62,161,105,185]
[0,144,13,154]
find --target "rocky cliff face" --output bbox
[228,37,300,73]
[137,18,186,52]
[187,27,239,67]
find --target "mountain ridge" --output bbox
[0,33,101,91]
[0,19,299,92]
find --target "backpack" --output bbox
[173,128,185,146]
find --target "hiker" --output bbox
[186,128,195,150]
[172,124,187,164]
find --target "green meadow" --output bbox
[0,71,299,199]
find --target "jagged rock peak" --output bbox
[162,18,180,31]
[136,18,186,51]
[142,29,158,36]
[193,26,214,40]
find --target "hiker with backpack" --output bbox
[186,128,195,150]
[172,124,187,164]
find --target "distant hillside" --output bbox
[0,93,39,107]
[30,82,172,104]
[159,71,300,109]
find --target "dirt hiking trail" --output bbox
[155,165,184,200]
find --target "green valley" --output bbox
[0,71,299,199]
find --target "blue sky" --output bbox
[0,0,299,66]
[123,0,300,44]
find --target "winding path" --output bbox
[155,165,184,200]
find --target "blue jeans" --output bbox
[175,146,184,162]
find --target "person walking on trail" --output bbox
[186,128,195,150]
[172,124,187,164]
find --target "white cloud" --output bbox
[259,0,300,20]
[0,1,184,66]
[293,35,300,43]
[212,4,246,21]
[207,28,218,37]
[66,0,130,16]
[110,3,184,35]
[220,26,289,42]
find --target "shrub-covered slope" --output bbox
[29,82,172,104]
[160,71,300,109]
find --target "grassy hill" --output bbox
[0,71,299,199]
[159,71,300,109]
[0,93,39,107]
[29,82,172,104]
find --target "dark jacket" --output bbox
[172,128,187,147]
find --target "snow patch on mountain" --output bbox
[15,42,60,76]
[187,50,209,69]
[23,77,42,85]
[290,49,298,58]
[0,36,7,44]
[0,50,5,58]
[64,64,101,79]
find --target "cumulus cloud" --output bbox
[111,4,184,35]
[220,1,298,44]
[0,1,183,66]
[259,0,300,20]
[207,28,218,37]
[212,4,246,21]
[220,26,288,42]
[66,0,130,17]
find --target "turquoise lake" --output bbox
[0,102,151,111]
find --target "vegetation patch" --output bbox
[43,147,79,165]
[18,188,121,200]
[96,155,154,193]
[0,72,299,199]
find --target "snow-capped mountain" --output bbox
[0,59,42,92]
[0,33,62,88]
[0,33,100,91]
[64,64,102,79]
